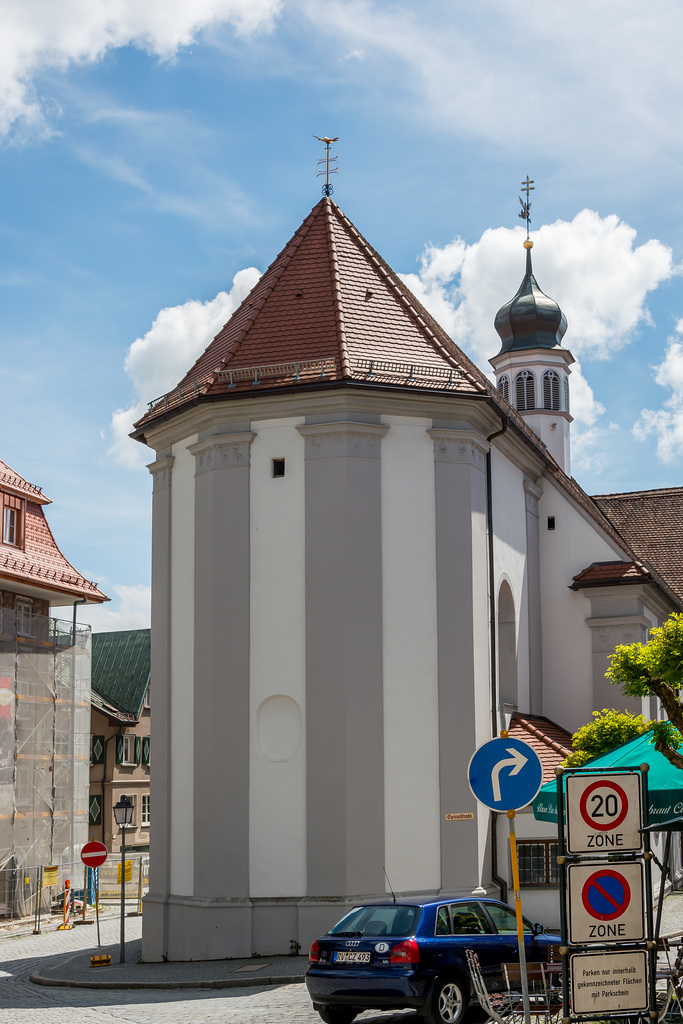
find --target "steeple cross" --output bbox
[314,136,339,197]
[519,175,534,238]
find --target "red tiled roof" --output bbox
[508,713,574,784]
[592,488,683,603]
[134,198,489,429]
[0,462,107,603]
[570,560,651,589]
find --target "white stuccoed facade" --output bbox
[134,198,680,961]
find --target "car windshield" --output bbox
[328,905,420,937]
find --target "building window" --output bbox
[141,794,150,827]
[15,597,33,636]
[91,735,105,764]
[498,375,510,402]
[143,684,151,709]
[517,840,559,886]
[547,516,556,531]
[142,735,150,766]
[543,370,561,411]
[563,374,570,413]
[515,370,535,411]
[2,494,24,547]
[272,458,285,478]
[116,734,141,765]
[89,795,102,826]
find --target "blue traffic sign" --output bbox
[468,737,543,811]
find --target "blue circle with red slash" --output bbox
[581,869,631,921]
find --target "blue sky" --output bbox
[2,0,683,630]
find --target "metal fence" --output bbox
[0,854,149,920]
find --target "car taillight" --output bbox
[309,940,320,962]
[390,939,419,964]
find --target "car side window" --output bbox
[486,904,533,934]
[435,905,450,935]
[449,902,492,935]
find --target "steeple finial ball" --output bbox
[523,239,533,250]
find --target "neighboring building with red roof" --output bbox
[133,197,680,957]
[0,459,107,916]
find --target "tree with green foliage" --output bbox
[607,612,683,770]
[562,709,652,769]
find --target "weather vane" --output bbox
[519,175,534,239]
[314,136,339,196]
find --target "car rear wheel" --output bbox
[316,1007,358,1024]
[425,975,469,1024]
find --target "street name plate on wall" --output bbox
[568,861,645,944]
[570,950,648,1014]
[565,772,643,854]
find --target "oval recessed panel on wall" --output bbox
[257,696,303,762]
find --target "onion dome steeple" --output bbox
[494,239,567,354]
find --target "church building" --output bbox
[132,197,681,961]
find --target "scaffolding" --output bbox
[0,609,91,919]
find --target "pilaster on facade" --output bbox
[147,455,175,492]
[296,421,388,459]
[188,433,256,474]
[427,428,489,471]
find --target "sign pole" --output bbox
[95,868,101,948]
[33,866,42,935]
[507,809,531,1024]
[641,765,657,1022]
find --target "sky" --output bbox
[2,0,683,631]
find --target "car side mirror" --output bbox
[533,922,544,936]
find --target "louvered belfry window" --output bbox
[515,370,535,411]
[563,374,570,413]
[498,374,510,402]
[543,370,560,411]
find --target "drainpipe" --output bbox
[486,417,508,901]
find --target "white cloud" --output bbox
[633,329,683,462]
[400,210,674,430]
[109,267,261,467]
[53,584,151,632]
[0,0,281,137]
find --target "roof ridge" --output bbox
[512,714,572,755]
[325,200,351,377]
[593,486,683,499]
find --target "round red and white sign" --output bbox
[565,772,642,855]
[578,778,629,831]
[81,841,108,868]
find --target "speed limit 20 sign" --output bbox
[565,773,643,854]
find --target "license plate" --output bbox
[333,950,371,964]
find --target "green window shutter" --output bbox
[142,736,150,766]
[91,735,105,765]
[115,735,123,764]
[135,736,141,765]
[89,795,102,826]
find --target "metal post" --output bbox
[507,810,531,1024]
[33,866,42,934]
[555,767,570,1024]
[95,868,101,948]
[119,828,126,963]
[641,766,657,1023]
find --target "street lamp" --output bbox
[113,794,134,963]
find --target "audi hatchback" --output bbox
[305,897,560,1024]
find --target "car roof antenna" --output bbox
[383,867,397,904]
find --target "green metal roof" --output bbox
[91,628,150,718]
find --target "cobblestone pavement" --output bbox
[0,914,418,1024]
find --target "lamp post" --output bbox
[113,795,133,963]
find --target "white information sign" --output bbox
[568,860,645,944]
[566,772,643,854]
[570,950,648,1014]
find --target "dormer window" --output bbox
[498,374,510,402]
[515,370,535,411]
[543,370,560,411]
[2,494,24,548]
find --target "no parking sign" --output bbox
[568,860,645,943]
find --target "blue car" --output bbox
[306,896,560,1024]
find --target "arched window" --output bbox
[543,369,560,411]
[563,374,570,413]
[515,370,535,411]
[498,374,509,402]
[498,581,517,710]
